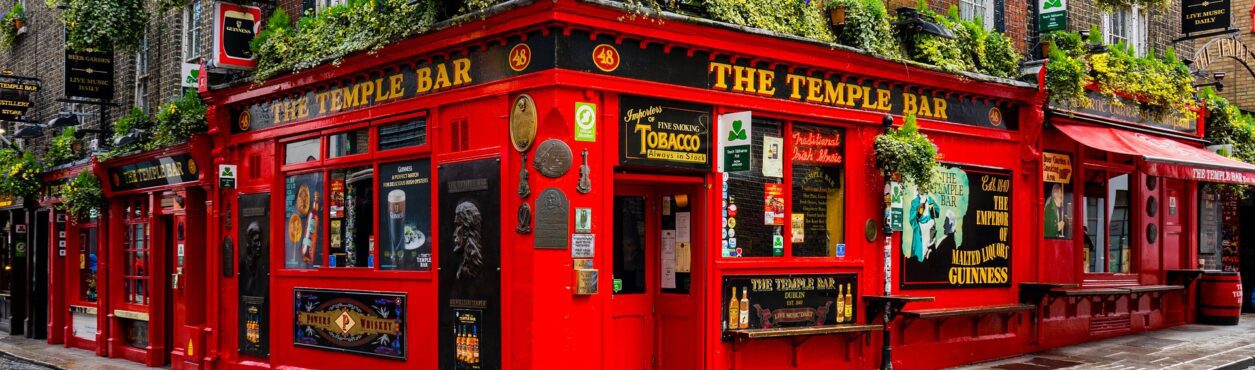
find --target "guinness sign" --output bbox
[213,2,263,70]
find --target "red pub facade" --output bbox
[31,1,1255,370]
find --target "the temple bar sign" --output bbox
[1181,0,1230,34]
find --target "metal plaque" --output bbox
[510,94,538,152]
[534,188,569,249]
[533,139,573,178]
[516,202,532,234]
[577,149,592,194]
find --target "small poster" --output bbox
[571,234,595,258]
[662,230,677,289]
[575,208,592,233]
[675,212,691,242]
[791,214,805,243]
[285,173,323,269]
[764,183,785,226]
[762,136,784,178]
[719,111,752,172]
[378,159,432,271]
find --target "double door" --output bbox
[606,181,704,370]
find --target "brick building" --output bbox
[1194,0,1255,111]
[0,0,214,158]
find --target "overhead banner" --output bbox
[619,95,711,170]
[64,48,114,100]
[293,288,406,359]
[1038,0,1067,32]
[1181,0,1229,34]
[718,111,752,172]
[238,193,270,357]
[107,153,200,191]
[0,76,38,121]
[901,165,1012,289]
[213,2,263,70]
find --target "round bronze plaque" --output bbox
[533,139,573,178]
[510,94,538,152]
[864,219,879,242]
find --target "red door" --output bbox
[1162,179,1185,270]
[606,181,704,370]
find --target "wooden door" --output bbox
[654,185,702,370]
[1162,179,1185,270]
[606,187,655,370]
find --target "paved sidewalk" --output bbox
[0,333,153,370]
[955,315,1255,370]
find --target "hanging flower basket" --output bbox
[873,114,939,193]
[58,171,105,222]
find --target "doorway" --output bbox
[606,179,704,370]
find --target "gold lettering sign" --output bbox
[708,62,953,121]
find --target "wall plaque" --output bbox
[294,288,406,359]
[533,139,572,178]
[510,94,538,152]
[534,188,569,249]
[619,95,712,170]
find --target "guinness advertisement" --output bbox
[213,2,264,70]
[439,159,501,370]
[720,273,858,340]
[294,288,406,359]
[1049,91,1198,136]
[238,193,270,357]
[107,154,201,191]
[0,77,38,121]
[901,165,1013,289]
[619,95,712,170]
[65,48,114,100]
[1181,0,1229,34]
[233,29,1022,135]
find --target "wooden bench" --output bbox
[899,304,1035,340]
[727,324,880,365]
[1127,285,1184,312]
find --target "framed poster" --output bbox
[900,165,1012,289]
[438,159,501,370]
[293,288,406,359]
[238,193,270,357]
[285,173,323,269]
[720,273,858,340]
[378,159,432,271]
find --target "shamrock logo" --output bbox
[728,119,747,141]
[1043,0,1062,9]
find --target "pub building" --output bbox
[0,191,36,338]
[42,162,97,353]
[197,1,1049,369]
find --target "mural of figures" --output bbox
[901,165,1013,289]
[439,159,500,370]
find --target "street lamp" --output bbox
[46,112,78,128]
[894,7,954,59]
[1194,71,1226,92]
[12,124,41,139]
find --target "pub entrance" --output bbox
[607,175,705,370]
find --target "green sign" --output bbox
[575,102,597,142]
[1038,0,1067,32]
[719,111,752,172]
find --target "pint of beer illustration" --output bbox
[388,190,406,266]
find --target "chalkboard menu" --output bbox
[720,273,858,340]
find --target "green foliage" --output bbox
[149,90,208,149]
[874,114,939,193]
[103,107,151,158]
[1044,29,1195,120]
[828,0,898,56]
[1045,38,1091,108]
[0,2,24,50]
[48,0,148,52]
[251,0,439,81]
[0,149,42,198]
[703,0,834,42]
[46,127,84,166]
[1094,0,1169,11]
[58,171,105,222]
[1201,88,1255,165]
[952,13,1020,78]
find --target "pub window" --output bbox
[80,226,99,302]
[284,137,321,165]
[328,128,369,158]
[182,1,203,63]
[959,0,996,30]
[613,196,647,294]
[285,172,324,269]
[1083,170,1132,273]
[377,118,427,151]
[134,33,151,112]
[328,166,372,268]
[726,119,783,257]
[122,200,151,305]
[790,123,845,257]
[1102,6,1146,56]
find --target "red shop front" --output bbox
[43,162,107,356]
[92,139,213,368]
[197,1,1052,369]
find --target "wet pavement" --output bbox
[0,333,153,370]
[955,315,1255,370]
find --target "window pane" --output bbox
[614,196,646,294]
[328,129,369,158]
[791,124,845,257]
[285,138,321,165]
[1107,173,1130,273]
[285,173,324,269]
[726,120,783,257]
[80,228,98,302]
[379,159,433,271]
[1083,172,1107,273]
[329,166,373,268]
[378,118,427,151]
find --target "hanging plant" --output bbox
[0,2,26,50]
[102,107,151,159]
[48,0,148,52]
[58,171,105,222]
[828,0,899,57]
[1093,0,1170,11]
[1043,29,1195,120]
[149,90,208,149]
[874,114,939,193]
[0,149,43,198]
[46,127,84,166]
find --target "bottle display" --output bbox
[727,287,739,330]
[738,288,750,329]
[836,284,846,323]
[843,283,853,322]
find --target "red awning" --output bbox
[1053,122,1255,186]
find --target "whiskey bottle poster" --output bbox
[439,159,501,370]
[900,165,1012,289]
[378,159,432,271]
[720,273,857,340]
[238,193,270,357]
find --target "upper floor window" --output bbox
[315,0,348,14]
[183,2,203,63]
[1103,6,1147,56]
[959,0,996,30]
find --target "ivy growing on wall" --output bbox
[47,0,148,52]
[1044,28,1196,120]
